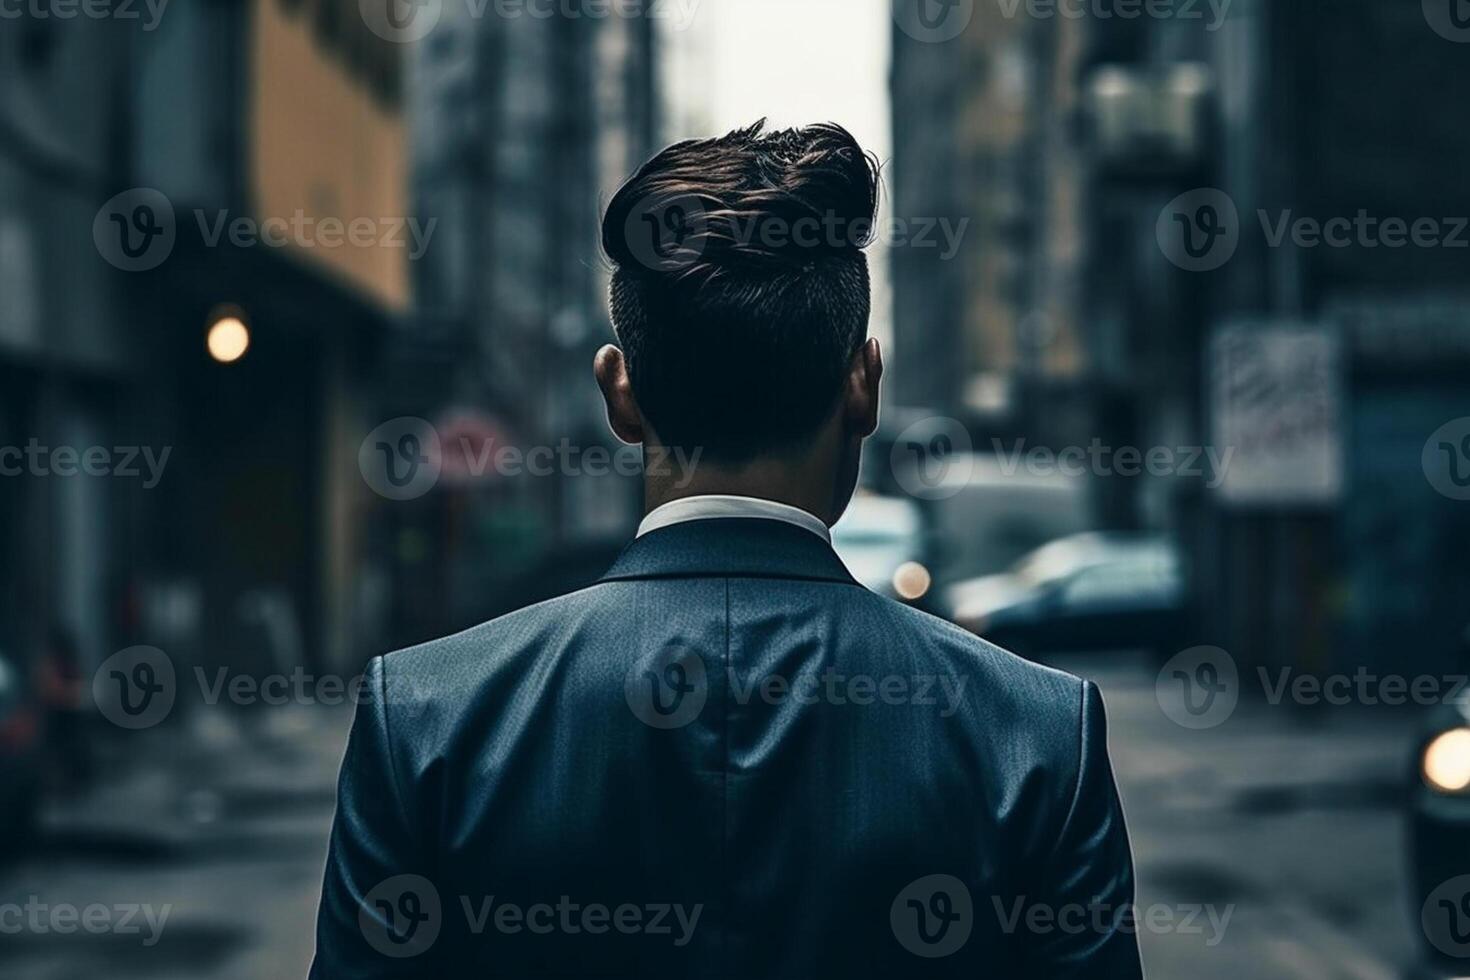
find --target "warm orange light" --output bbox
[1424,728,1470,793]
[207,316,250,363]
[893,562,932,602]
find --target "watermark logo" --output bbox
[622,193,709,275]
[1424,417,1470,501]
[361,875,443,958]
[360,417,443,501]
[96,189,433,270]
[1157,188,1239,272]
[1163,191,1470,270]
[360,418,700,498]
[894,0,976,43]
[1425,0,1470,42]
[619,202,967,273]
[1156,645,1238,729]
[891,417,974,500]
[1424,875,1470,957]
[891,874,973,957]
[624,644,708,729]
[94,188,176,272]
[93,646,176,730]
[360,0,443,42]
[358,884,702,945]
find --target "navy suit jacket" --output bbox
[312,518,1142,978]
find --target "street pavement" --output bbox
[0,655,1431,978]
[0,706,350,980]
[1051,653,1422,979]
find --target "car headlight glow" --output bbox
[1423,727,1470,793]
[892,562,932,602]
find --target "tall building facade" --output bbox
[890,4,1089,436]
[1,0,409,680]
[1080,0,1470,678]
[0,12,137,677]
[405,1,658,639]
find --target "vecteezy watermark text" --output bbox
[1156,645,1470,731]
[0,441,170,488]
[727,667,968,718]
[359,416,704,501]
[625,649,969,729]
[359,0,702,45]
[992,438,1235,488]
[357,875,702,959]
[1259,667,1469,707]
[991,897,1233,947]
[195,210,436,260]
[1159,188,1470,271]
[889,874,1231,959]
[994,0,1231,31]
[459,895,702,945]
[93,188,437,272]
[623,195,970,274]
[0,0,170,30]
[0,899,171,947]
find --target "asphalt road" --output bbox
[1056,653,1421,979]
[0,655,1430,978]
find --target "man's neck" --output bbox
[644,455,838,526]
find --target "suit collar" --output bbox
[600,518,859,585]
[637,494,832,544]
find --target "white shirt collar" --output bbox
[636,494,831,544]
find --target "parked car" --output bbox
[919,452,1093,583]
[0,651,41,843]
[831,493,934,607]
[942,532,1186,658]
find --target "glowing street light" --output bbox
[207,313,250,364]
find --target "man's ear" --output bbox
[594,344,645,446]
[843,338,883,438]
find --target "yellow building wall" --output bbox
[250,0,409,310]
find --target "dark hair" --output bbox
[601,120,881,462]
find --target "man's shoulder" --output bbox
[380,582,617,678]
[377,577,1089,726]
[875,594,1088,717]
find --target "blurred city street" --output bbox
[1066,655,1420,979]
[0,656,1426,979]
[3,0,1470,974]
[0,707,350,980]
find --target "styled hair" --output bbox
[601,120,881,462]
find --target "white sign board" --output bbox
[1210,321,1343,506]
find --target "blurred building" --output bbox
[894,0,1470,682]
[0,13,136,676]
[2,0,409,680]
[404,1,658,640]
[890,4,1090,442]
[1078,0,1470,678]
